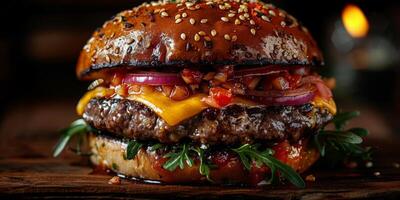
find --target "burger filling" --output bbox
[77,65,336,127]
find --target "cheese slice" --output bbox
[76,87,114,115]
[127,92,209,126]
[312,96,337,115]
[77,88,337,126]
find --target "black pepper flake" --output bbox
[124,22,134,29]
[185,42,193,51]
[204,40,213,49]
[121,16,127,22]
[98,32,105,38]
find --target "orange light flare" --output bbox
[342,4,369,38]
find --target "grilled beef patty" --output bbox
[83,98,333,145]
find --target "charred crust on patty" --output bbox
[83,98,333,145]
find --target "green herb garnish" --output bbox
[126,140,143,160]
[192,147,212,181]
[314,111,372,166]
[163,144,194,171]
[233,144,306,188]
[53,119,91,157]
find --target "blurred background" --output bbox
[0,0,399,157]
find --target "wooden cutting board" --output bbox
[0,136,399,199]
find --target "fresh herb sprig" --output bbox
[163,144,194,171]
[126,140,143,160]
[53,119,91,157]
[314,111,372,166]
[233,144,306,188]
[192,147,212,181]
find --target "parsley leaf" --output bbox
[126,140,143,160]
[192,147,212,182]
[163,144,194,171]
[232,144,305,188]
[314,111,372,166]
[53,119,90,157]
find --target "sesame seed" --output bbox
[229,10,236,13]
[261,15,271,22]
[235,19,241,25]
[175,14,181,20]
[206,2,213,5]
[200,19,208,24]
[280,21,286,27]
[182,12,187,18]
[126,38,135,44]
[238,7,243,13]
[221,17,229,22]
[189,18,196,25]
[374,171,381,176]
[160,11,169,17]
[239,15,245,20]
[110,32,115,38]
[268,10,276,16]
[250,19,255,25]
[224,34,231,40]
[154,9,160,14]
[228,13,235,18]
[219,5,226,10]
[160,8,166,12]
[198,31,206,36]
[185,2,194,7]
[195,4,200,9]
[204,36,211,41]
[244,13,249,18]
[180,33,186,40]
[194,33,200,41]
[250,28,256,35]
[231,35,237,41]
[175,18,182,24]
[105,55,111,63]
[211,29,217,36]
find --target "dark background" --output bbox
[0,0,399,152]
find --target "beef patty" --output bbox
[83,98,333,145]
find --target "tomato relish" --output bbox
[86,65,334,109]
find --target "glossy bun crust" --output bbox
[89,133,320,185]
[77,0,323,80]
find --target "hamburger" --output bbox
[55,0,348,187]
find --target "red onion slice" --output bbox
[253,92,316,106]
[122,72,185,85]
[247,84,317,106]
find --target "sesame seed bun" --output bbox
[76,0,323,80]
[89,133,320,185]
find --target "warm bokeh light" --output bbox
[342,4,369,38]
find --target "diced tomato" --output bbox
[272,140,290,163]
[181,69,203,84]
[111,73,124,86]
[208,87,233,107]
[287,74,302,88]
[249,164,268,186]
[272,76,290,90]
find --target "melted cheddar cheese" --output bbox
[312,96,337,115]
[77,88,337,126]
